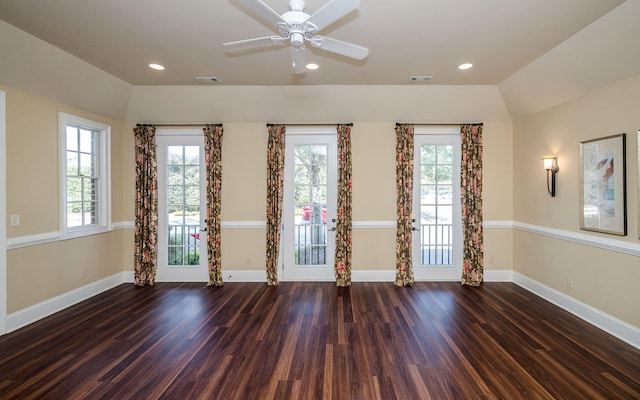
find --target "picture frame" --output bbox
[579,133,627,235]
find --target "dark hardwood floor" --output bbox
[0,282,638,399]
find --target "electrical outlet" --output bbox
[10,214,20,226]
[567,277,574,289]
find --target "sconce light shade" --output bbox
[543,156,558,171]
[542,156,559,196]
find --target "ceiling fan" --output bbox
[223,0,368,74]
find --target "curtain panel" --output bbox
[460,124,484,286]
[133,125,159,286]
[265,124,286,286]
[395,124,415,287]
[204,125,224,287]
[334,124,353,287]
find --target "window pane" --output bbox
[66,151,79,175]
[437,145,452,164]
[168,146,183,165]
[184,146,199,165]
[421,165,436,184]
[80,153,94,176]
[167,186,184,206]
[438,185,453,205]
[295,165,309,184]
[168,246,183,265]
[438,205,453,224]
[67,203,82,227]
[294,184,310,205]
[421,185,436,204]
[184,166,199,186]
[79,129,94,153]
[421,145,436,164]
[67,178,82,201]
[184,185,200,206]
[437,165,453,184]
[66,127,78,151]
[168,165,183,185]
[420,205,436,224]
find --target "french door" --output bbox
[412,129,463,280]
[156,131,208,282]
[282,131,337,281]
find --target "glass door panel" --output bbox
[157,132,208,282]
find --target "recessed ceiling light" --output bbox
[149,63,165,71]
[306,63,319,70]
[458,63,473,70]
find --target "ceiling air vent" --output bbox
[410,75,433,82]
[194,77,220,83]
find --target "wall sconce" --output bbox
[542,156,559,197]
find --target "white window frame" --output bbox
[59,112,111,239]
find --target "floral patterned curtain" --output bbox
[265,124,286,286]
[335,124,353,287]
[460,124,484,286]
[133,125,158,286]
[204,124,224,287]
[395,124,415,287]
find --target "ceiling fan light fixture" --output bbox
[224,0,367,75]
[290,32,305,47]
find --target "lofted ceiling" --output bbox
[0,0,626,86]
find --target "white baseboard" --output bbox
[484,269,513,282]
[513,272,640,350]
[6,272,127,334]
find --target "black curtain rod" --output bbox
[395,122,483,127]
[136,123,223,127]
[266,123,353,127]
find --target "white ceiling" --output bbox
[0,0,626,86]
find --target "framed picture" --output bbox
[579,134,627,235]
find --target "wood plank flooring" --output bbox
[0,282,639,399]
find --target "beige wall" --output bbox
[2,81,515,312]
[215,120,513,274]
[513,73,640,327]
[2,84,130,313]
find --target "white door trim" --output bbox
[1,90,7,334]
[281,129,337,281]
[156,130,209,282]
[412,128,463,281]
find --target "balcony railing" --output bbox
[168,224,200,266]
[419,223,453,265]
[294,223,327,265]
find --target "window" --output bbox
[59,113,111,238]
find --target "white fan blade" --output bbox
[235,0,286,27]
[310,36,368,60]
[291,48,306,74]
[305,0,359,32]
[223,36,286,51]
